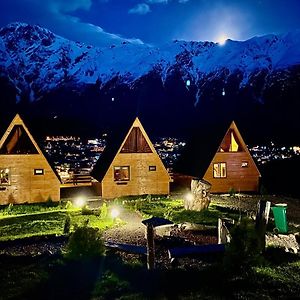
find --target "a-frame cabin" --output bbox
[203,121,261,193]
[0,114,60,204]
[174,121,261,193]
[91,117,171,198]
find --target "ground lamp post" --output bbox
[142,217,173,270]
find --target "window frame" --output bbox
[241,161,249,168]
[0,168,11,186]
[113,166,130,182]
[213,162,227,178]
[34,169,44,175]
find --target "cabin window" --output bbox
[114,166,130,181]
[34,169,44,175]
[241,161,248,168]
[0,125,38,154]
[213,163,226,178]
[149,166,156,171]
[121,127,152,153]
[219,130,243,152]
[0,168,10,185]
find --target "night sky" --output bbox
[0,0,300,47]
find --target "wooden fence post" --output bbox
[146,225,155,270]
[255,200,271,252]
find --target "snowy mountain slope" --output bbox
[0,22,300,103]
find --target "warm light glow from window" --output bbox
[0,168,10,185]
[230,132,239,152]
[213,163,226,178]
[114,166,130,181]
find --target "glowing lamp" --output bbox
[73,196,87,208]
[111,207,120,219]
[185,192,194,202]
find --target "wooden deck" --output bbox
[60,174,92,188]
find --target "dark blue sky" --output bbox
[0,0,300,46]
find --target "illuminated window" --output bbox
[34,169,44,175]
[149,166,156,171]
[219,130,243,152]
[213,163,226,178]
[114,166,130,181]
[0,168,10,185]
[241,161,248,168]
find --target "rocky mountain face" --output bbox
[0,22,299,141]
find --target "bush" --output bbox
[228,187,236,197]
[64,225,105,260]
[223,218,265,274]
[65,201,73,210]
[63,214,71,234]
[81,205,94,215]
[100,203,108,219]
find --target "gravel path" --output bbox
[103,208,146,246]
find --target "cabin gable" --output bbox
[0,114,60,204]
[203,121,261,193]
[98,118,170,198]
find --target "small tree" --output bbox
[223,218,265,274]
[64,225,105,261]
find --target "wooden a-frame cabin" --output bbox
[0,114,60,204]
[175,121,261,193]
[91,117,171,198]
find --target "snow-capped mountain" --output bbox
[0,22,299,140]
[0,22,299,103]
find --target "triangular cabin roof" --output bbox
[174,121,261,178]
[0,114,61,182]
[91,117,169,182]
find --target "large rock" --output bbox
[185,178,212,211]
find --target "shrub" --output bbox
[100,203,108,219]
[65,201,73,210]
[63,214,71,234]
[64,225,105,260]
[228,187,236,197]
[81,205,94,215]
[223,218,265,274]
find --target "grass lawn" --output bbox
[0,250,299,299]
[121,196,244,226]
[0,202,115,241]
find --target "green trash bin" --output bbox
[271,203,288,234]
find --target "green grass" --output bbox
[0,209,115,241]
[122,196,243,226]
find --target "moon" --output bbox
[217,34,229,45]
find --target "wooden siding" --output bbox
[0,154,60,204]
[102,153,170,198]
[203,152,260,193]
[0,114,60,204]
[100,118,171,198]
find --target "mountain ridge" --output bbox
[0,22,299,142]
